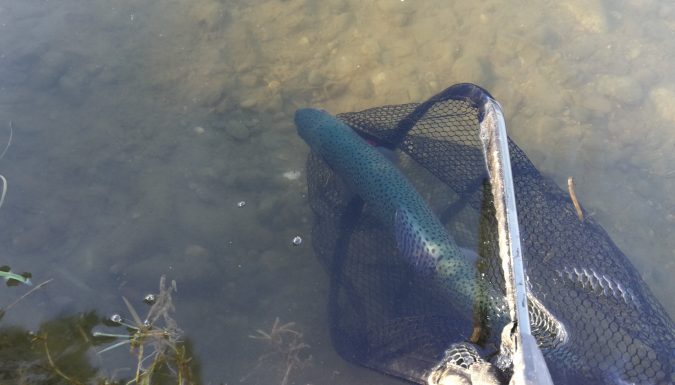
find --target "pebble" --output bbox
[649,86,675,123]
[282,170,302,180]
[307,69,325,87]
[596,75,643,105]
[560,0,608,33]
[452,54,484,84]
[189,0,225,31]
[225,119,250,140]
[583,95,613,113]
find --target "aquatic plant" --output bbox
[0,278,51,321]
[0,265,32,286]
[243,317,311,385]
[0,174,6,211]
[0,277,198,384]
[0,312,100,384]
[92,276,195,385]
[0,123,20,289]
[0,120,11,210]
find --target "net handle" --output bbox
[477,90,554,385]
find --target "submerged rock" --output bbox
[224,119,250,141]
[596,75,643,105]
[560,0,608,33]
[649,86,675,123]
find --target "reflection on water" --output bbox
[0,0,673,383]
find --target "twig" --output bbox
[0,174,6,210]
[0,121,12,160]
[281,362,293,385]
[567,176,584,221]
[3,279,52,314]
[134,343,145,385]
[123,296,145,327]
[0,121,11,211]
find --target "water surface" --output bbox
[0,0,673,383]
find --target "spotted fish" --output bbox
[295,108,494,318]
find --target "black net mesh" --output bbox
[305,84,674,384]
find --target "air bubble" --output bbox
[144,293,156,305]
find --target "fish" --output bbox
[295,108,498,320]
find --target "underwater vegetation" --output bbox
[242,317,311,385]
[0,276,201,385]
[92,276,197,385]
[0,311,100,384]
[0,120,11,231]
[0,265,32,287]
[0,121,10,212]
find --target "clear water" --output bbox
[0,0,673,384]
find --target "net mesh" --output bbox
[305,84,674,384]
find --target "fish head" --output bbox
[295,108,342,153]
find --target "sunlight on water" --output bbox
[0,0,673,383]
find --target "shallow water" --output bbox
[0,0,673,384]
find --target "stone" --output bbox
[649,86,675,123]
[452,54,485,85]
[307,69,325,87]
[596,75,643,105]
[190,0,226,30]
[560,0,608,33]
[224,119,250,141]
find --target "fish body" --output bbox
[295,108,491,317]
